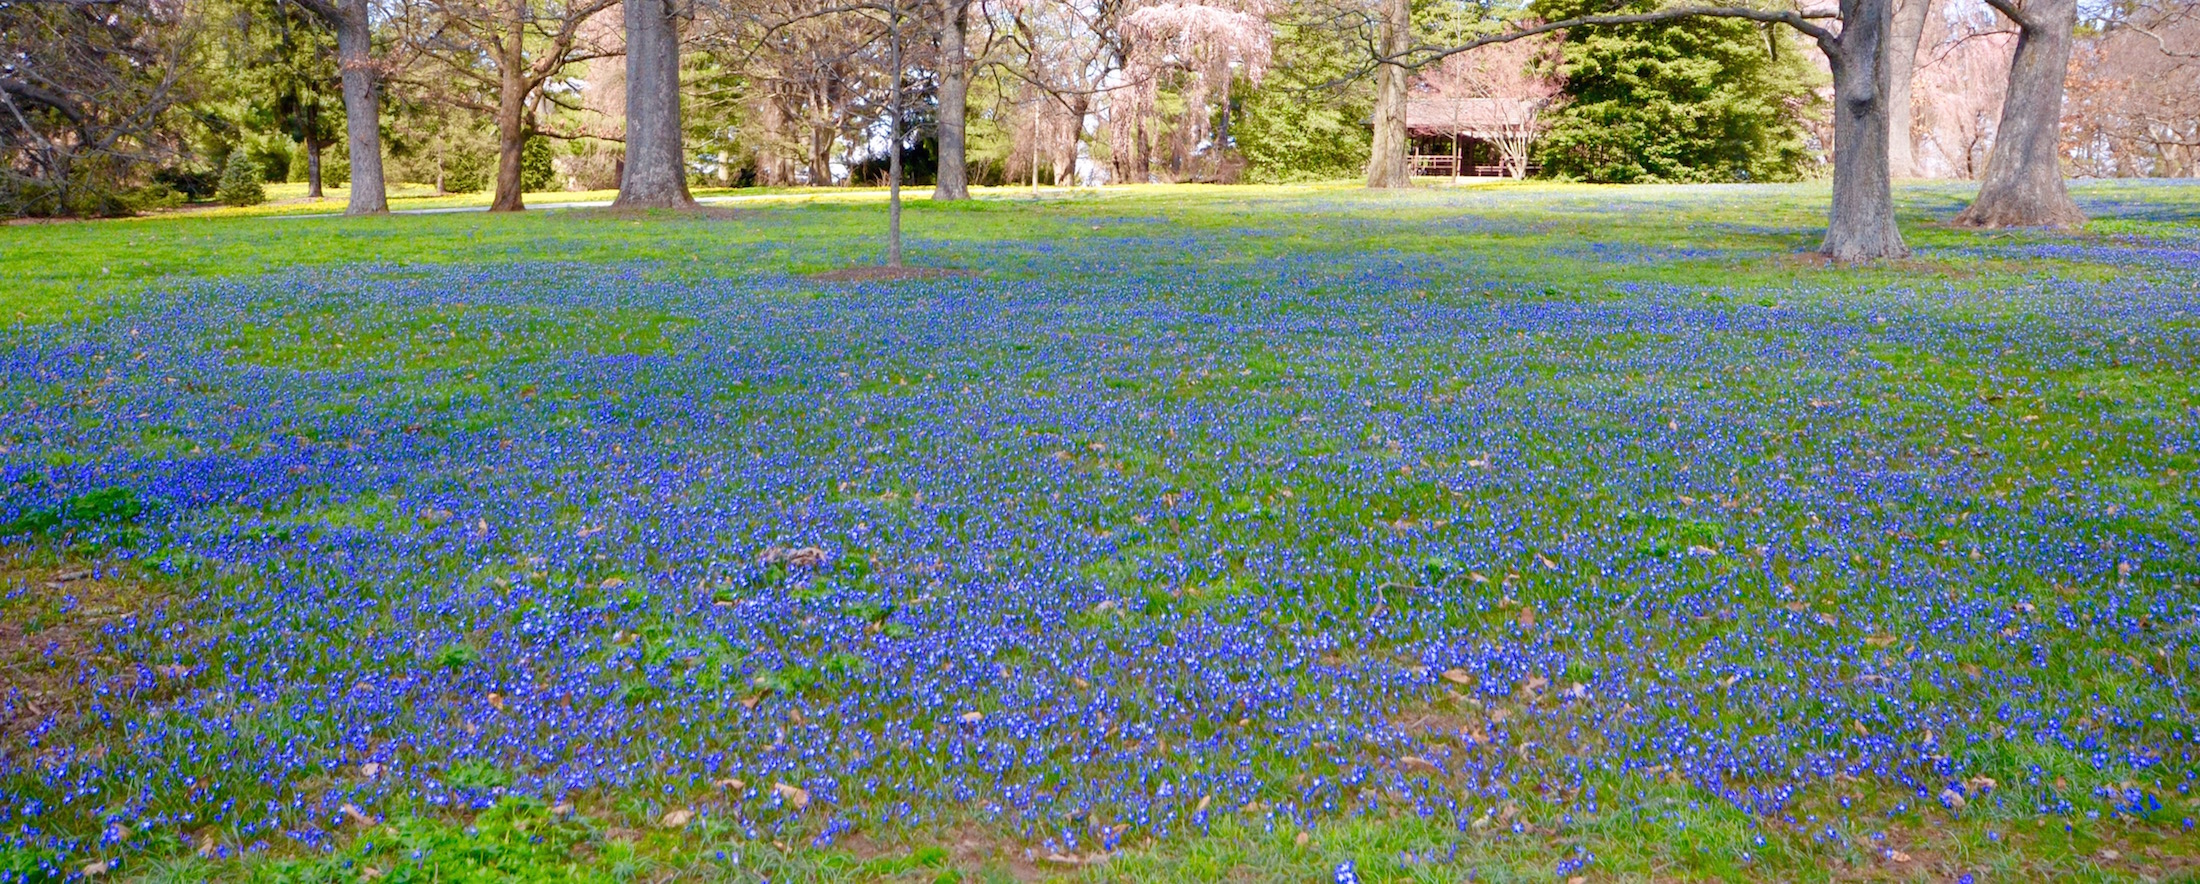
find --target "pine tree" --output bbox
[217,151,268,206]
[521,135,559,193]
[1237,20,1375,184]
[1532,0,1823,183]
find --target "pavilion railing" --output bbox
[1409,155,1535,179]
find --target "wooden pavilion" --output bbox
[1405,97,1540,179]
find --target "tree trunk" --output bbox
[1953,0,2084,228]
[809,120,833,185]
[490,1,529,213]
[1886,0,1930,178]
[614,0,694,208]
[1066,93,1089,186]
[1821,0,1910,260]
[1365,0,1411,188]
[1133,116,1151,183]
[931,0,971,200]
[886,3,904,265]
[305,128,324,199]
[333,0,386,214]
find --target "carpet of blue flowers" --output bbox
[3,183,2199,880]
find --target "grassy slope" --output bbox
[4,180,2199,883]
[17,178,2193,326]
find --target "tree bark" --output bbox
[1365,0,1411,188]
[930,0,971,200]
[1395,2,1907,256]
[1953,0,2085,228]
[808,114,833,184]
[1821,0,1910,260]
[304,127,324,199]
[1065,93,1089,186]
[1886,0,1930,178]
[614,0,695,208]
[1132,116,1150,183]
[886,2,905,265]
[491,0,529,213]
[328,0,386,214]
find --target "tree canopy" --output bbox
[1531,0,1822,183]
[2,0,2192,229]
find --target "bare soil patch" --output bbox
[835,819,1058,881]
[0,550,183,753]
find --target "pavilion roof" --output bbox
[1405,97,1538,138]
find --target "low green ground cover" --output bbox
[2,180,2197,882]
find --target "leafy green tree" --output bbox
[1530,0,1822,183]
[216,150,268,205]
[0,0,200,217]
[1237,19,1375,183]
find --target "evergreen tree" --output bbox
[1531,0,1822,183]
[198,0,343,198]
[521,135,559,193]
[1237,19,1376,184]
[217,151,268,205]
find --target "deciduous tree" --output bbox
[1886,0,1929,177]
[931,0,975,198]
[1952,0,2084,227]
[1400,0,1909,260]
[2062,0,2200,176]
[617,0,698,207]
[1364,0,1408,186]
[0,0,200,216]
[403,0,620,211]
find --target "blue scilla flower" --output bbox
[1334,860,1360,884]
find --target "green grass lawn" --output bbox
[3,180,2198,883]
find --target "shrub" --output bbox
[1,165,135,217]
[153,165,220,200]
[123,182,185,211]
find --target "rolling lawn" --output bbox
[3,180,2199,882]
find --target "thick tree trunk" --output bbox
[1065,93,1090,186]
[1953,0,2084,228]
[1821,0,1910,260]
[1365,0,1410,188]
[491,3,529,213]
[808,121,833,184]
[931,0,971,200]
[1887,0,1930,178]
[332,0,386,214]
[614,0,694,208]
